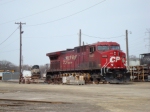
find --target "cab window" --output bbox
[90,46,95,53]
[98,46,109,51]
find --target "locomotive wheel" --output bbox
[47,80,50,84]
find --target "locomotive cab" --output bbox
[95,42,130,83]
[94,42,125,67]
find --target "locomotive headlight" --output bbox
[122,58,125,63]
[122,55,126,58]
[114,52,116,55]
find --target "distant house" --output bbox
[129,58,140,66]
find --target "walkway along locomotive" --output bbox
[45,41,130,84]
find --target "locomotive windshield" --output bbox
[98,45,120,50]
[31,65,39,69]
[110,45,120,50]
[98,45,109,51]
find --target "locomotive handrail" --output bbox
[101,59,108,76]
[101,59,111,75]
[103,62,111,74]
[101,59,108,69]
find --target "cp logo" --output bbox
[110,56,120,63]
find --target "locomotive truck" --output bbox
[45,41,130,84]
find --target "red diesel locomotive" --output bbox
[46,41,130,83]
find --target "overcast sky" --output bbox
[0,0,150,66]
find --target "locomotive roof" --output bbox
[90,41,119,46]
[46,51,63,57]
[46,41,119,57]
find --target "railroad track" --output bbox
[0,98,70,105]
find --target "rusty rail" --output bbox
[0,98,70,104]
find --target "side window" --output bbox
[90,46,95,53]
[75,47,80,53]
[77,47,80,53]
[81,46,86,52]
[75,46,86,53]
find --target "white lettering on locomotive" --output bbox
[63,55,77,64]
[110,56,121,63]
[65,55,77,60]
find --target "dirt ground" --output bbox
[0,81,150,112]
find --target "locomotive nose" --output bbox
[108,51,126,68]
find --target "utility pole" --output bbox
[22,55,23,72]
[126,30,129,68]
[15,22,26,84]
[79,29,81,46]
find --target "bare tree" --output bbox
[0,60,18,72]
[39,64,49,75]
[22,65,31,71]
[129,55,139,61]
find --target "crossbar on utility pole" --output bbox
[15,22,26,84]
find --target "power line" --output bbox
[23,34,77,38]
[129,40,145,47]
[0,0,75,25]
[145,28,150,52]
[0,26,19,46]
[0,38,19,50]
[82,33,125,39]
[0,34,76,50]
[0,49,19,53]
[0,0,16,6]
[27,0,106,27]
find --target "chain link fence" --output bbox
[1,72,19,81]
